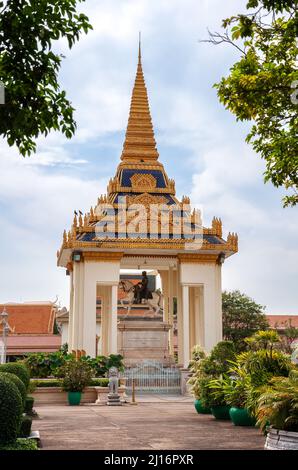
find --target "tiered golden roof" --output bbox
[57,42,238,264]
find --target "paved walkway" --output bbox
[33,399,265,450]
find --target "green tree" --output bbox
[0,0,92,156]
[222,290,268,350]
[206,0,298,206]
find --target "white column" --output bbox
[82,267,96,357]
[68,271,74,350]
[168,266,174,356]
[160,271,169,323]
[101,287,109,356]
[71,262,81,351]
[182,284,190,368]
[78,262,85,349]
[177,266,183,366]
[109,284,118,354]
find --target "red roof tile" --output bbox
[0,303,55,334]
[266,315,298,328]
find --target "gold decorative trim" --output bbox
[130,173,157,190]
[177,253,218,264]
[82,252,124,262]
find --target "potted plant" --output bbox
[221,366,256,426]
[206,376,231,420]
[188,346,211,414]
[61,360,93,406]
[256,370,298,450]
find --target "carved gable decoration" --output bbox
[130,173,157,191]
[127,192,167,208]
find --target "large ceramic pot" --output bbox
[68,391,82,406]
[211,405,230,420]
[194,399,211,414]
[229,407,256,426]
[265,428,298,450]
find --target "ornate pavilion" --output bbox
[57,43,238,368]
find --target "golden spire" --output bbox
[121,37,159,162]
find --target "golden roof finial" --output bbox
[121,36,159,163]
[138,31,141,63]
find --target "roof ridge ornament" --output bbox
[120,36,159,163]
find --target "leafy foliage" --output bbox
[80,354,125,377]
[24,350,73,378]
[24,350,124,378]
[0,362,30,389]
[19,416,32,438]
[257,370,298,432]
[210,0,298,206]
[221,363,252,408]
[61,359,93,392]
[0,375,23,445]
[205,376,229,407]
[0,0,92,156]
[24,396,34,414]
[237,349,292,386]
[0,437,38,450]
[222,290,268,350]
[0,371,27,408]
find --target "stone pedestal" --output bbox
[118,321,172,366]
[180,368,192,396]
[107,392,122,406]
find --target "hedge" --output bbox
[0,372,27,408]
[31,378,109,388]
[0,376,23,445]
[19,416,32,438]
[0,438,38,450]
[0,363,30,389]
[24,396,35,414]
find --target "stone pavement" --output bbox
[33,398,265,450]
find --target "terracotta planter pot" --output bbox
[211,405,230,420]
[194,399,211,414]
[229,407,256,426]
[67,391,82,406]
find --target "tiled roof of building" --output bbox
[0,302,56,334]
[267,315,298,329]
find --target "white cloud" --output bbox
[0,143,105,305]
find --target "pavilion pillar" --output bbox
[68,271,74,349]
[101,287,109,356]
[160,271,169,323]
[82,267,96,357]
[177,266,183,366]
[182,284,190,368]
[71,261,83,351]
[109,284,118,354]
[168,266,174,356]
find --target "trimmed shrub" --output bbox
[32,377,109,388]
[89,378,109,387]
[0,438,38,450]
[0,376,23,445]
[0,363,30,389]
[19,416,32,438]
[0,372,27,408]
[24,396,34,414]
[31,379,62,388]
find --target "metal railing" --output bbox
[121,360,181,394]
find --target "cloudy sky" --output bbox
[0,0,297,314]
